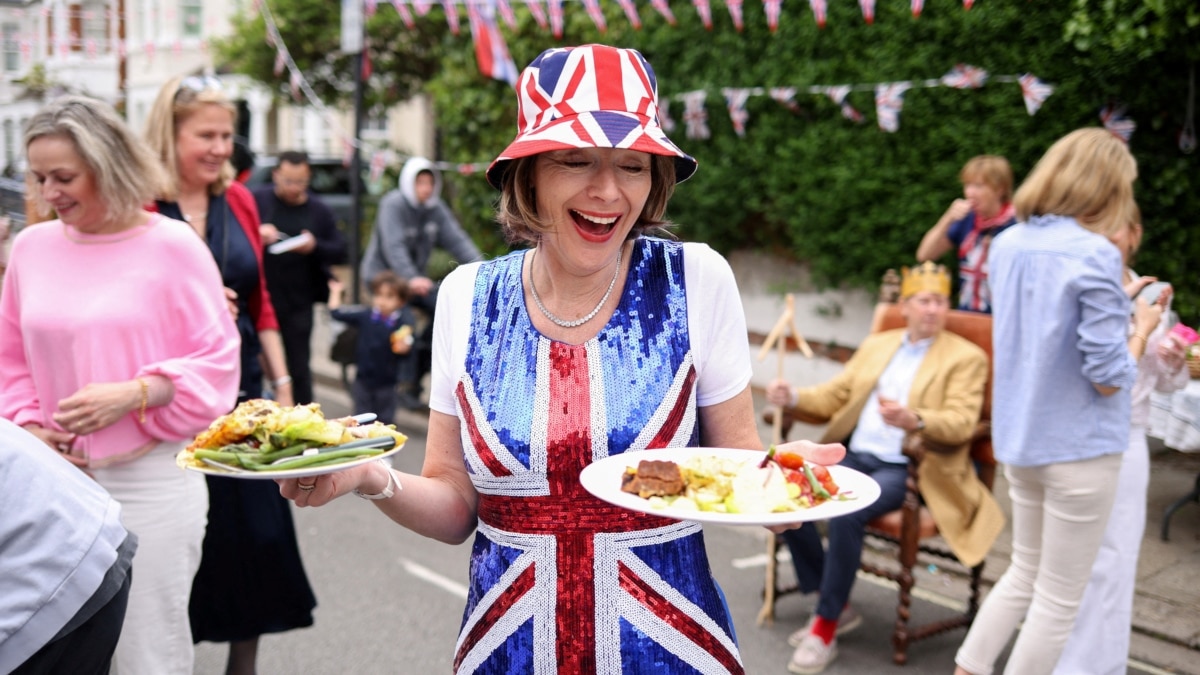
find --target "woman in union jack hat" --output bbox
[283,44,833,673]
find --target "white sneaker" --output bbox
[787,605,862,647]
[788,634,838,674]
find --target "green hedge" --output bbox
[427,0,1200,323]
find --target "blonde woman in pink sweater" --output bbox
[0,95,240,674]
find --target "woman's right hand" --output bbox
[22,423,85,466]
[224,287,239,319]
[765,378,795,408]
[1132,296,1165,338]
[944,198,972,222]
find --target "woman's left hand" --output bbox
[52,381,142,435]
[224,287,239,319]
[1158,334,1188,372]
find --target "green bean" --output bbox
[258,448,384,471]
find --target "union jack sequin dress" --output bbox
[450,238,744,674]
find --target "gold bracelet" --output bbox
[1132,332,1149,345]
[136,378,148,423]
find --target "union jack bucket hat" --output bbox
[486,44,697,189]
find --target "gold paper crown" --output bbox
[900,262,951,299]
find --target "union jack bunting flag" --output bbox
[875,82,912,132]
[548,0,565,37]
[651,0,678,24]
[1100,104,1136,143]
[860,0,875,23]
[809,0,827,27]
[581,0,607,31]
[495,0,518,28]
[390,0,415,27]
[824,85,863,123]
[911,0,924,17]
[441,0,461,34]
[1018,73,1054,116]
[467,0,519,86]
[524,0,549,28]
[487,45,696,188]
[764,0,782,31]
[941,63,989,89]
[725,0,744,30]
[769,86,799,113]
[682,90,711,139]
[694,0,714,29]
[722,88,753,136]
[614,0,643,28]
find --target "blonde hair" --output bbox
[24,95,168,221]
[142,74,236,200]
[1013,128,1138,238]
[960,155,1014,203]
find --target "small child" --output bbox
[327,272,417,423]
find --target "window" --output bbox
[81,1,107,45]
[2,23,18,72]
[363,109,388,136]
[181,0,202,39]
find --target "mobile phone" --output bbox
[1137,281,1171,305]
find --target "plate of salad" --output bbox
[579,447,881,526]
[176,399,407,479]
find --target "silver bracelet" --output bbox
[272,375,293,388]
[354,460,399,500]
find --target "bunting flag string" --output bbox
[524,0,549,29]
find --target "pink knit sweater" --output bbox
[0,215,240,466]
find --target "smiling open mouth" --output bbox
[572,210,618,236]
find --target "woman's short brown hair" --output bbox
[142,74,237,201]
[493,153,677,246]
[1013,128,1138,239]
[960,155,1014,203]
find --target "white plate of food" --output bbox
[579,447,881,527]
[176,399,408,479]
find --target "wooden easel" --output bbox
[755,294,812,626]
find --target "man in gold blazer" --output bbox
[767,262,1004,675]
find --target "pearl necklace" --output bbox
[529,247,622,328]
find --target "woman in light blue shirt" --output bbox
[954,128,1161,675]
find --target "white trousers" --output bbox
[955,451,1122,675]
[1054,428,1148,675]
[91,443,208,675]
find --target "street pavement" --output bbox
[192,315,1200,674]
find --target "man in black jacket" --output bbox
[254,151,347,404]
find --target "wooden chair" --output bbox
[760,270,996,665]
